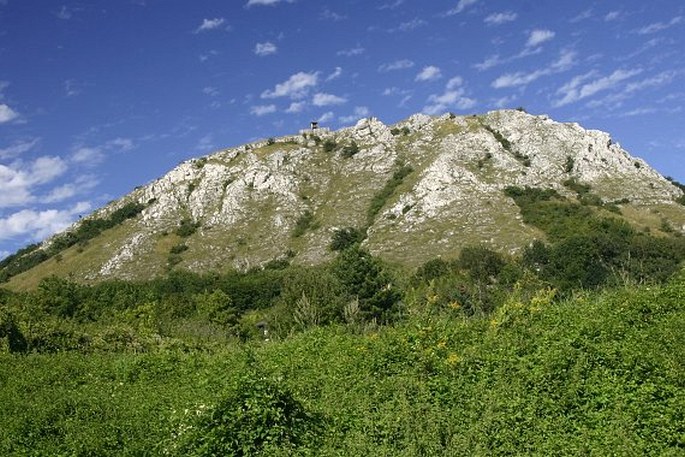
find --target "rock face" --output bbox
[19,110,685,282]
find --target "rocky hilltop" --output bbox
[5,110,685,287]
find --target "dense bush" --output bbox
[291,210,318,238]
[366,165,413,227]
[341,141,360,158]
[175,218,199,237]
[175,362,324,456]
[330,227,364,251]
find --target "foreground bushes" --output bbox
[1,273,684,455]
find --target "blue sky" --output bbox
[1,0,684,257]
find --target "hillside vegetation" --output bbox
[1,268,684,455]
[2,110,685,454]
[2,110,685,288]
[2,193,685,454]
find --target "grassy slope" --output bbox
[1,273,684,455]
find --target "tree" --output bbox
[333,248,401,323]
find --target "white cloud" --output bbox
[261,71,319,99]
[0,201,91,242]
[638,16,682,34]
[326,67,343,81]
[246,0,294,6]
[446,76,464,90]
[42,176,98,204]
[199,50,219,62]
[491,50,576,88]
[0,104,19,123]
[492,95,517,108]
[423,76,476,114]
[255,41,277,56]
[570,8,594,23]
[202,86,220,97]
[604,11,620,21]
[340,106,371,124]
[415,66,442,82]
[445,0,479,16]
[484,11,517,25]
[526,29,555,47]
[317,111,334,123]
[393,18,427,32]
[250,104,277,116]
[56,5,72,20]
[337,47,365,57]
[553,68,642,107]
[0,156,68,207]
[321,9,346,21]
[379,0,404,10]
[195,18,226,33]
[378,59,415,72]
[585,70,678,109]
[0,138,40,159]
[312,93,347,106]
[286,102,306,113]
[474,55,503,71]
[71,147,105,166]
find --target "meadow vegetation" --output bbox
[1,185,685,455]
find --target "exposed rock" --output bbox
[26,110,685,281]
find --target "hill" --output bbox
[2,109,685,289]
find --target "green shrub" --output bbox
[333,248,402,323]
[169,244,188,255]
[341,141,359,158]
[175,219,199,237]
[330,227,364,251]
[322,139,337,153]
[292,210,317,238]
[458,246,505,282]
[0,307,27,353]
[176,367,324,456]
[366,165,413,227]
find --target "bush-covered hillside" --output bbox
[1,270,684,455]
[2,184,685,455]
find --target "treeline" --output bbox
[0,201,146,283]
[2,186,685,354]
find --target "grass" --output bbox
[2,274,684,455]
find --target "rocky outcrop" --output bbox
[34,110,685,281]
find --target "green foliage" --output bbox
[3,275,685,455]
[169,243,188,255]
[390,126,411,136]
[175,218,199,237]
[333,247,402,323]
[666,177,685,205]
[195,289,237,327]
[174,358,326,456]
[562,177,591,195]
[510,185,685,290]
[411,258,452,284]
[458,246,505,282]
[291,210,318,238]
[366,165,413,227]
[330,227,364,251]
[483,125,512,152]
[341,141,359,158]
[0,202,146,283]
[322,138,337,153]
[0,307,27,353]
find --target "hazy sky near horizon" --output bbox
[1,0,684,257]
